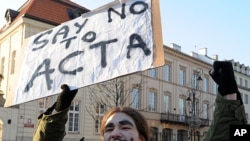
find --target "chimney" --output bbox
[170,43,181,51]
[198,48,207,56]
[212,54,218,61]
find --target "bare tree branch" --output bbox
[84,72,146,121]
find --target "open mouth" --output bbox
[113,138,133,141]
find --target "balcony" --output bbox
[161,113,209,127]
[199,118,209,127]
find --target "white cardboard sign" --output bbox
[6,0,164,106]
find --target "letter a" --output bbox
[24,59,55,92]
[234,129,241,136]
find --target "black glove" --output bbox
[209,61,238,96]
[55,84,78,112]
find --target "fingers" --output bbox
[212,61,223,75]
[61,84,78,94]
[212,61,233,76]
[61,84,69,90]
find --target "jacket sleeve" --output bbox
[204,93,247,141]
[33,105,69,141]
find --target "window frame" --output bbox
[68,100,80,133]
[148,91,157,112]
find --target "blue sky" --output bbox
[1,0,249,66]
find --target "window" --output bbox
[179,69,186,86]
[131,88,140,109]
[195,100,199,116]
[96,103,105,114]
[212,81,217,94]
[203,103,209,119]
[239,78,243,86]
[163,95,170,113]
[95,103,105,134]
[150,127,158,141]
[177,130,188,141]
[38,97,51,115]
[117,81,125,105]
[247,69,250,76]
[179,98,185,115]
[148,92,156,112]
[192,73,198,89]
[244,94,249,104]
[162,128,173,141]
[11,51,16,74]
[164,64,171,81]
[245,80,248,88]
[149,68,157,78]
[203,77,209,92]
[1,57,5,74]
[95,115,103,134]
[192,73,202,89]
[68,100,80,132]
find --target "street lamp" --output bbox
[186,68,203,141]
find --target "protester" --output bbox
[204,61,247,141]
[33,84,78,141]
[33,61,247,141]
[100,107,149,141]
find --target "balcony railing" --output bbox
[161,113,209,127]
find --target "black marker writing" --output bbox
[24,59,55,92]
[59,51,84,75]
[127,34,151,58]
[90,39,118,67]
[108,1,148,23]
[32,30,53,51]
[130,1,148,14]
[108,3,126,22]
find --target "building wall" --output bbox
[0,107,18,141]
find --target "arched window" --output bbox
[177,130,188,141]
[150,127,158,141]
[162,128,173,141]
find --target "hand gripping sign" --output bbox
[5,0,164,107]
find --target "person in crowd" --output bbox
[33,84,78,141]
[100,106,149,141]
[204,61,247,141]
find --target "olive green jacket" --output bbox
[33,104,69,141]
[204,94,247,141]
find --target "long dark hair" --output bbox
[101,107,149,141]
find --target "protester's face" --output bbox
[103,112,144,141]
